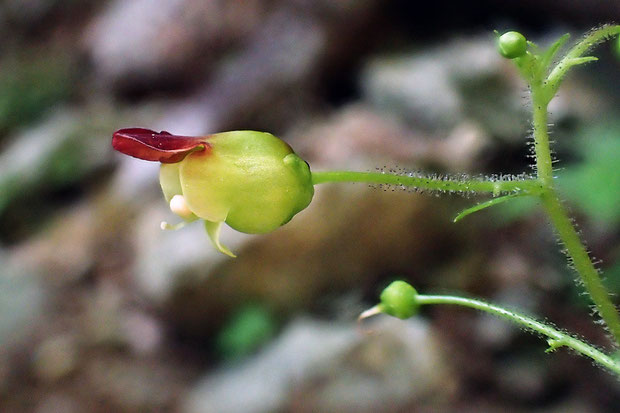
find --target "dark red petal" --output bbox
[112,128,210,163]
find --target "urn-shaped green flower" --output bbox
[112,128,314,256]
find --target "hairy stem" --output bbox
[530,26,620,346]
[541,193,620,344]
[531,96,554,187]
[415,293,620,375]
[312,171,542,195]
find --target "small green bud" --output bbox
[379,280,419,319]
[615,36,620,59]
[498,31,527,59]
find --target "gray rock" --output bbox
[8,202,98,285]
[84,0,264,86]
[0,251,46,349]
[158,6,326,134]
[85,0,198,83]
[363,53,463,130]
[361,35,526,138]
[183,317,452,413]
[293,104,490,172]
[0,107,115,214]
[32,333,78,382]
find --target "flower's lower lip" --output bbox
[112,128,210,163]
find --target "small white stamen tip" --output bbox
[170,195,193,219]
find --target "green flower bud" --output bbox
[498,31,527,59]
[113,128,314,256]
[379,280,419,319]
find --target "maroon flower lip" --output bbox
[112,128,210,163]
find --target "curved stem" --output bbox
[415,293,620,375]
[312,171,543,195]
[541,192,620,344]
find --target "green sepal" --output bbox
[205,220,236,258]
[160,163,183,202]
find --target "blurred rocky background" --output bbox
[1,1,619,412]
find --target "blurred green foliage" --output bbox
[605,261,620,293]
[556,122,620,225]
[0,52,74,138]
[216,304,277,361]
[0,105,117,242]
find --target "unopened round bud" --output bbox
[379,281,419,319]
[498,31,527,59]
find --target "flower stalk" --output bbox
[349,25,620,371]
[413,293,620,375]
[363,281,620,374]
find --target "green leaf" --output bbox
[216,304,277,360]
[565,56,598,66]
[453,193,528,223]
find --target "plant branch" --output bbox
[312,171,543,195]
[541,193,620,344]
[415,293,620,375]
[528,24,620,346]
[545,25,620,101]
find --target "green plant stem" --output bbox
[531,95,554,187]
[320,26,620,353]
[529,25,620,346]
[414,293,620,375]
[541,192,620,344]
[311,171,542,195]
